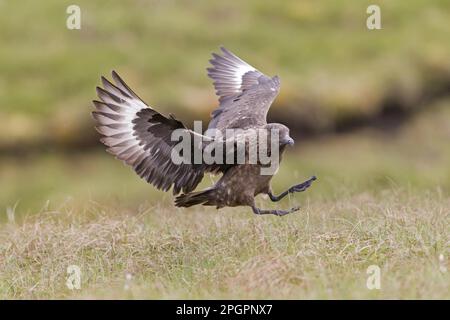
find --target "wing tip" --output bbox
[219,45,227,53]
[111,70,120,79]
[95,86,103,97]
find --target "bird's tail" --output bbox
[175,188,218,207]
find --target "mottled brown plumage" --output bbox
[93,47,316,216]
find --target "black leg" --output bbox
[268,176,317,202]
[251,205,300,216]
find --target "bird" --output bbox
[92,47,316,216]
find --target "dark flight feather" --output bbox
[93,71,210,195]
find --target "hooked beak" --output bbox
[282,136,295,146]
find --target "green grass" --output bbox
[1,0,450,147]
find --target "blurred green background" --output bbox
[1,0,449,218]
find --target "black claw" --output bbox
[275,210,288,216]
[276,206,300,216]
[289,176,316,193]
[252,205,299,216]
[268,176,317,203]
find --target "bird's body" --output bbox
[93,47,316,215]
[177,162,278,208]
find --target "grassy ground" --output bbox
[0,189,448,299]
[0,99,449,299]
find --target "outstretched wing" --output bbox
[93,71,210,195]
[207,47,280,130]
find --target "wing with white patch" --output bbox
[207,47,281,130]
[93,71,209,195]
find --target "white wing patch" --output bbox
[227,64,256,91]
[206,47,281,130]
[207,47,261,103]
[93,73,150,166]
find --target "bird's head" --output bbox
[266,123,294,147]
